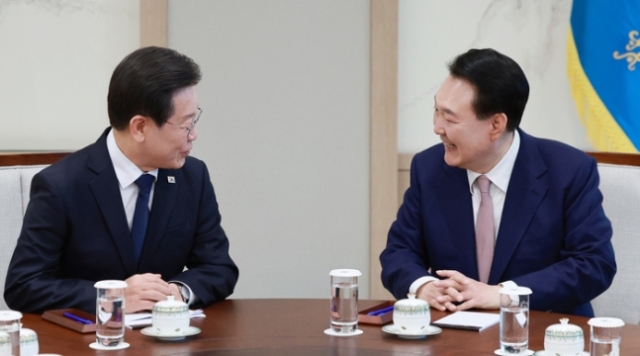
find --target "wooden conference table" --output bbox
[22,299,639,355]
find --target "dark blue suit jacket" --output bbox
[380,130,616,316]
[4,128,239,313]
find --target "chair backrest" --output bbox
[0,152,68,310]
[588,152,640,324]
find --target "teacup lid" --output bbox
[588,317,624,328]
[0,310,22,321]
[545,318,583,337]
[20,328,36,336]
[153,295,188,312]
[94,280,128,289]
[394,293,429,308]
[329,269,361,277]
[20,328,37,342]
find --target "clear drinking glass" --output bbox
[0,310,22,356]
[499,286,532,354]
[94,280,127,347]
[588,317,624,356]
[329,269,361,334]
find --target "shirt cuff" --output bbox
[168,281,198,306]
[498,280,518,289]
[409,276,439,295]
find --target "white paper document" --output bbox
[125,309,205,328]
[432,311,499,331]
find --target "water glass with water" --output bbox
[94,280,127,347]
[588,317,624,356]
[329,269,361,334]
[0,310,22,356]
[499,286,532,354]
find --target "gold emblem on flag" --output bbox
[613,30,640,71]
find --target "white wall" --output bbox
[168,0,371,299]
[0,0,140,150]
[398,0,591,154]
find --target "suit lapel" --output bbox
[489,130,548,284]
[138,169,178,271]
[436,165,478,279]
[88,129,137,276]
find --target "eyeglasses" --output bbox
[165,107,202,137]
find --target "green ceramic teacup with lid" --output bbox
[544,318,584,355]
[393,293,430,334]
[152,295,190,335]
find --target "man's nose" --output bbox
[433,116,444,135]
[188,128,198,142]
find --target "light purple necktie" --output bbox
[475,175,494,284]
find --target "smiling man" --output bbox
[5,47,239,314]
[380,48,616,316]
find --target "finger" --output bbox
[454,299,476,311]
[131,278,173,295]
[438,271,472,286]
[442,300,458,312]
[435,270,473,286]
[141,273,163,278]
[435,270,461,278]
[435,294,453,304]
[432,279,463,290]
[452,288,465,303]
[428,298,448,311]
[144,281,173,294]
[433,283,463,299]
[127,273,162,281]
[442,286,464,302]
[125,275,165,293]
[140,276,170,288]
[138,289,172,304]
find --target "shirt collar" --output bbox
[467,130,521,195]
[106,129,158,189]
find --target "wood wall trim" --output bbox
[140,0,168,48]
[587,152,640,167]
[0,152,70,167]
[370,0,398,300]
[398,152,413,171]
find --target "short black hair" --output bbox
[448,48,529,131]
[107,46,202,130]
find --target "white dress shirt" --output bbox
[409,131,521,294]
[106,130,158,228]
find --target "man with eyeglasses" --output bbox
[5,47,239,314]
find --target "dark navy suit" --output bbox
[5,128,238,313]
[380,130,616,316]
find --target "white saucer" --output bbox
[381,324,442,339]
[533,351,588,356]
[89,341,130,350]
[140,326,201,341]
[323,328,364,337]
[494,349,534,356]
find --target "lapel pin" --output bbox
[167,176,176,183]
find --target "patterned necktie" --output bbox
[475,175,495,284]
[131,174,154,264]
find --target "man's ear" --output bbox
[489,113,508,141]
[128,115,149,143]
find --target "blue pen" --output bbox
[63,312,93,325]
[367,305,394,316]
